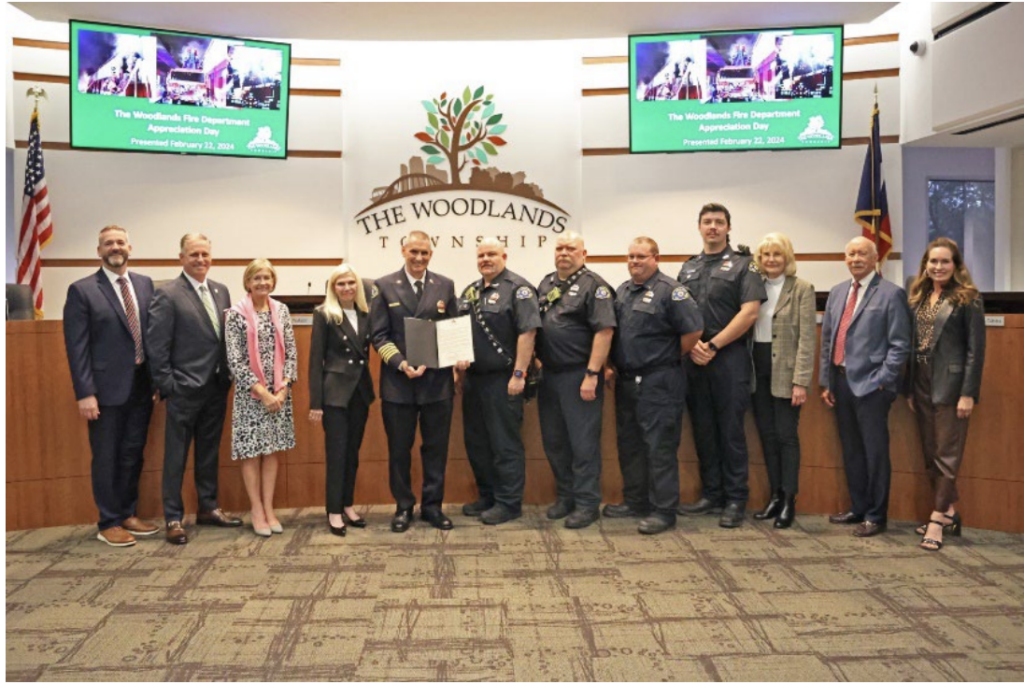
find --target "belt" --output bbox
[832,364,847,376]
[621,363,677,378]
[544,363,587,373]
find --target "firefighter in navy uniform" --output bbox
[370,230,460,533]
[677,203,766,528]
[456,238,542,525]
[536,232,616,529]
[607,237,704,535]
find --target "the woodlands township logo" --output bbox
[355,85,570,246]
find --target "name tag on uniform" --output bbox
[389,302,401,308]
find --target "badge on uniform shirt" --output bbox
[437,300,446,314]
[371,284,379,299]
[595,286,610,300]
[642,290,654,303]
[489,292,501,304]
[569,284,580,294]
[516,286,533,300]
[720,262,734,272]
[672,286,690,301]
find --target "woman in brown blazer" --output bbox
[750,233,817,528]
[308,265,375,537]
[907,237,985,551]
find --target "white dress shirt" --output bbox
[102,267,139,318]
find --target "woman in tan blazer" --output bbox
[750,233,817,528]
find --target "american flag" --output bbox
[17,107,54,318]
[854,101,892,263]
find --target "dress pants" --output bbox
[162,381,228,522]
[88,365,154,531]
[833,368,896,524]
[538,368,604,512]
[685,343,752,506]
[322,394,371,514]
[913,358,970,511]
[381,398,452,512]
[614,366,686,517]
[463,371,526,512]
[751,343,802,496]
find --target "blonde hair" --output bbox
[243,258,277,293]
[320,263,368,323]
[755,232,798,277]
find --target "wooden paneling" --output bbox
[8,318,1024,533]
[582,136,899,155]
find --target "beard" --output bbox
[103,252,128,269]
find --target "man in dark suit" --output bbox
[820,236,911,537]
[63,225,157,547]
[370,230,459,533]
[147,233,241,544]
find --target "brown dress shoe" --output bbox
[166,520,188,545]
[853,521,887,538]
[122,516,160,536]
[196,508,243,527]
[97,526,136,547]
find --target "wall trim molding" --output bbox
[41,258,345,268]
[582,136,899,155]
[587,252,902,263]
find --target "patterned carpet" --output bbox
[7,506,1024,682]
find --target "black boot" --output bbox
[774,495,796,529]
[753,491,784,521]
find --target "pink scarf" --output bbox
[231,293,285,400]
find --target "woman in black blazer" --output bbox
[309,265,375,536]
[907,237,986,552]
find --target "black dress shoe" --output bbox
[391,508,413,533]
[602,503,649,519]
[461,498,493,517]
[546,499,574,520]
[638,514,676,535]
[481,504,522,525]
[719,502,745,528]
[774,496,796,529]
[196,508,243,527]
[328,519,347,537]
[679,498,725,516]
[853,521,886,537]
[342,512,366,528]
[564,508,600,529]
[829,511,864,525]
[421,508,454,530]
[753,492,784,521]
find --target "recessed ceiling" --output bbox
[12,2,896,41]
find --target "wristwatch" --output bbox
[513,369,526,379]
[707,341,719,353]
[585,368,601,377]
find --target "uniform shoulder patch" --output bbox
[516,286,534,300]
[672,286,691,301]
[748,260,761,274]
[595,285,611,300]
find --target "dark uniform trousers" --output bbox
[751,343,802,495]
[382,398,452,512]
[615,366,686,516]
[463,371,526,512]
[833,368,895,524]
[323,393,371,514]
[162,381,228,522]
[88,365,154,530]
[686,342,752,505]
[538,367,604,511]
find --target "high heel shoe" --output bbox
[753,491,784,521]
[774,495,796,529]
[328,518,347,537]
[269,522,284,534]
[916,511,962,536]
[252,523,272,538]
[342,512,367,529]
[920,519,945,551]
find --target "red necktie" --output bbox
[117,276,144,364]
[832,281,860,366]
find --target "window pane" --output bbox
[926,179,995,290]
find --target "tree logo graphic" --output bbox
[359,85,568,216]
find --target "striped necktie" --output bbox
[117,276,144,364]
[199,284,221,338]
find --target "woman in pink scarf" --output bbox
[224,259,297,537]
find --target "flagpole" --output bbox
[871,83,880,268]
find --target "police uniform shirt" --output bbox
[537,268,617,369]
[677,245,766,341]
[459,268,542,373]
[613,271,703,372]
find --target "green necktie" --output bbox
[199,284,221,338]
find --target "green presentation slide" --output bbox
[70,20,291,159]
[630,26,843,153]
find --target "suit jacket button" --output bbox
[349,360,353,364]
[343,336,347,340]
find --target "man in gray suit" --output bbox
[820,236,911,537]
[147,233,241,544]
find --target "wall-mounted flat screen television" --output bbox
[69,20,291,159]
[630,26,843,153]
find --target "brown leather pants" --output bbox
[913,357,971,511]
